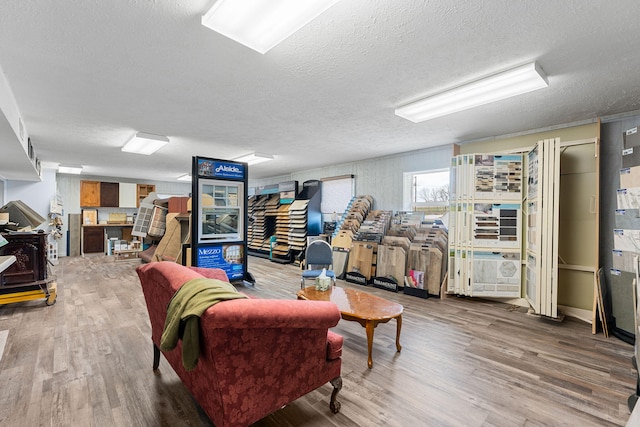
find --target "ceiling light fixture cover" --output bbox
[201,0,340,54]
[234,152,275,165]
[121,132,170,155]
[177,174,192,182]
[57,165,83,174]
[395,62,549,123]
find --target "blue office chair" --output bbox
[301,240,336,289]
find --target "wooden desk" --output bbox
[81,224,134,255]
[298,286,403,368]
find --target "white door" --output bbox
[526,138,560,318]
[525,142,544,313]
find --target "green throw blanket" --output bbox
[160,277,248,371]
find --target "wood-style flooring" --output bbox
[0,255,636,426]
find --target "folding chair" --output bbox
[301,240,336,289]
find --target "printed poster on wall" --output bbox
[470,250,521,298]
[196,243,246,280]
[473,154,522,200]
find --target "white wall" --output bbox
[5,167,57,224]
[0,64,26,150]
[250,144,454,211]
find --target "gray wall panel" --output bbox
[601,115,640,338]
[250,144,453,211]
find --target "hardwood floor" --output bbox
[0,255,636,426]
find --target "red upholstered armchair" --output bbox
[136,262,343,427]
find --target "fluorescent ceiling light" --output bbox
[57,165,83,174]
[121,132,169,155]
[201,0,340,54]
[234,152,274,165]
[395,62,549,123]
[177,174,192,182]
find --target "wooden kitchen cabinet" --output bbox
[168,196,189,214]
[80,180,101,207]
[100,182,119,207]
[83,226,105,253]
[137,184,156,207]
[83,180,154,208]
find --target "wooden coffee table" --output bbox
[297,286,403,369]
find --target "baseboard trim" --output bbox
[484,298,592,324]
[558,305,592,324]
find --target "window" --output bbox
[403,168,450,214]
[198,179,244,243]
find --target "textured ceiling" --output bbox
[1,0,640,182]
